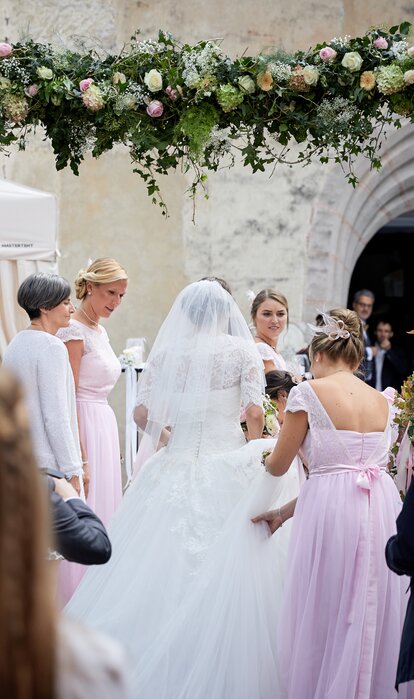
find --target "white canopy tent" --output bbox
[0,179,59,357]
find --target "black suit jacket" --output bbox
[49,478,112,565]
[385,480,414,688]
[371,346,406,392]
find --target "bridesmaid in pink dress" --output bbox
[250,288,288,372]
[254,308,408,699]
[57,258,128,604]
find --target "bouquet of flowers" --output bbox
[241,394,279,438]
[118,346,145,368]
[390,371,414,495]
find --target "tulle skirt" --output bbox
[65,439,301,696]
[58,400,122,606]
[278,470,409,699]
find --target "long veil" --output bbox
[134,280,264,468]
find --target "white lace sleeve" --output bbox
[57,324,84,343]
[255,342,275,362]
[240,346,265,409]
[286,383,308,414]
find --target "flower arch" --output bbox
[0,21,413,214]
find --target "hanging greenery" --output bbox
[0,21,413,214]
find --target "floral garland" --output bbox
[0,22,413,214]
[393,371,414,444]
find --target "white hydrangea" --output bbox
[182,41,223,88]
[390,40,409,59]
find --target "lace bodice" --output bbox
[139,335,265,456]
[286,381,395,472]
[57,320,121,401]
[255,342,287,370]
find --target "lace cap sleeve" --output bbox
[255,342,275,362]
[286,383,308,414]
[56,324,84,343]
[241,344,265,409]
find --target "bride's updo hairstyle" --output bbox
[251,289,289,326]
[74,258,128,300]
[309,308,364,368]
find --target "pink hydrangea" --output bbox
[79,78,94,92]
[319,46,337,61]
[0,42,12,58]
[373,37,388,50]
[81,84,104,112]
[146,100,164,117]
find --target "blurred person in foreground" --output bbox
[0,369,129,699]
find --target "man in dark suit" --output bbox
[49,475,111,565]
[386,480,414,690]
[371,320,406,392]
[352,289,375,382]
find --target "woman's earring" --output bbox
[88,291,92,296]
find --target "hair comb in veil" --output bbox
[308,311,350,341]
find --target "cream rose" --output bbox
[303,65,319,86]
[144,69,163,92]
[341,51,363,72]
[404,70,414,85]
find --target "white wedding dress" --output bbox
[66,334,301,697]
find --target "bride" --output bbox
[66,280,299,695]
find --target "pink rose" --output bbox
[407,46,414,57]
[165,85,178,101]
[0,42,12,58]
[319,46,337,61]
[146,100,164,117]
[25,84,39,97]
[79,78,94,92]
[373,37,388,50]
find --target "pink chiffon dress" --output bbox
[57,319,122,605]
[279,380,408,699]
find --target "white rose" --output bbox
[265,414,279,436]
[144,69,163,92]
[302,65,319,86]
[37,66,54,80]
[341,51,363,72]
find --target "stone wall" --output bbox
[1,0,413,450]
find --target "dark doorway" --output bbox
[347,211,414,374]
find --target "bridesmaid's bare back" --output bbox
[309,373,390,433]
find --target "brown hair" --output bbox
[0,370,56,698]
[265,370,297,401]
[74,258,128,300]
[251,289,289,325]
[309,308,364,368]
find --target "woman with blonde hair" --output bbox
[0,369,128,699]
[57,258,128,604]
[254,308,408,699]
[250,289,289,372]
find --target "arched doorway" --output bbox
[347,211,414,340]
[303,121,414,329]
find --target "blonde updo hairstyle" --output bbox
[74,258,128,300]
[309,308,364,369]
[250,289,289,326]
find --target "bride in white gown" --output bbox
[66,280,300,697]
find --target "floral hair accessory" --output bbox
[308,311,350,341]
[246,289,256,303]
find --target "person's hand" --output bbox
[371,346,377,358]
[68,475,81,495]
[251,509,283,535]
[53,476,80,500]
[82,461,90,498]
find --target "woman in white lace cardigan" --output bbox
[2,273,83,492]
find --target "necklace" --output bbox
[255,336,277,351]
[80,306,99,327]
[327,369,352,376]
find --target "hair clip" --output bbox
[308,311,350,341]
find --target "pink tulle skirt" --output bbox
[57,400,122,606]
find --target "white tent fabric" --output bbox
[0,179,58,356]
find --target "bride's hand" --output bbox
[251,509,283,535]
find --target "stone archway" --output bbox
[304,121,414,321]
